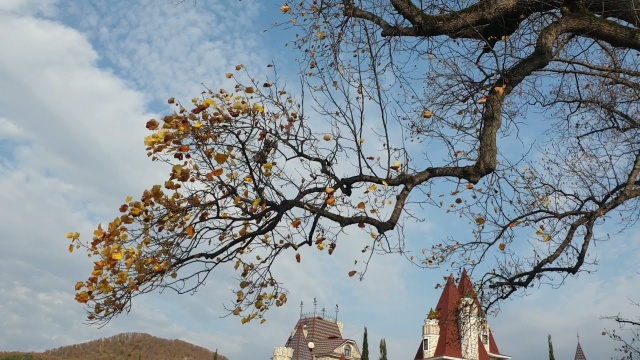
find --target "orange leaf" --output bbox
[475,217,486,225]
[499,243,506,251]
[295,253,301,263]
[186,225,195,237]
[291,218,302,228]
[348,270,357,277]
[357,202,366,210]
[327,196,336,205]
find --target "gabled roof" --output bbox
[574,341,587,360]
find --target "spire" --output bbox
[432,274,464,358]
[574,338,587,360]
[458,269,481,309]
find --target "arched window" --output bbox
[344,344,352,357]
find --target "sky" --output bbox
[0,1,639,359]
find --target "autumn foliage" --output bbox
[71,0,640,324]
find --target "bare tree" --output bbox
[70,0,640,324]
[604,300,640,360]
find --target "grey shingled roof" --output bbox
[283,316,351,360]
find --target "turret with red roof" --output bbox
[413,270,510,360]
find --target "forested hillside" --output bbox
[1,333,227,360]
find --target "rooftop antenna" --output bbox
[300,301,304,318]
[313,297,318,317]
[321,307,326,319]
[335,304,339,322]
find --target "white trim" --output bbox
[488,352,511,359]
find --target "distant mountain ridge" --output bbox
[0,332,228,360]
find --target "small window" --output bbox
[423,338,429,350]
[482,333,488,345]
[344,344,352,357]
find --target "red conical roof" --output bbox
[432,275,464,358]
[488,329,503,355]
[574,341,587,360]
[414,272,509,359]
[458,269,481,309]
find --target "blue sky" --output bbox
[0,1,639,359]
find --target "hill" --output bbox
[0,332,228,360]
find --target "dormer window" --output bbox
[344,344,352,357]
[423,338,429,350]
[482,333,488,345]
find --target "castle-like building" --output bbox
[413,270,510,360]
[272,309,361,360]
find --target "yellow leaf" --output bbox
[475,217,485,225]
[369,184,377,191]
[193,122,203,129]
[214,153,228,164]
[263,163,273,170]
[204,98,216,107]
[253,103,264,113]
[360,138,365,144]
[74,281,84,291]
[225,73,233,79]
[245,86,255,94]
[536,229,544,236]
[280,3,291,13]
[66,232,73,239]
[317,31,326,40]
[252,198,262,207]
[317,243,326,250]
[126,196,133,202]
[112,251,123,260]
[543,235,551,242]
